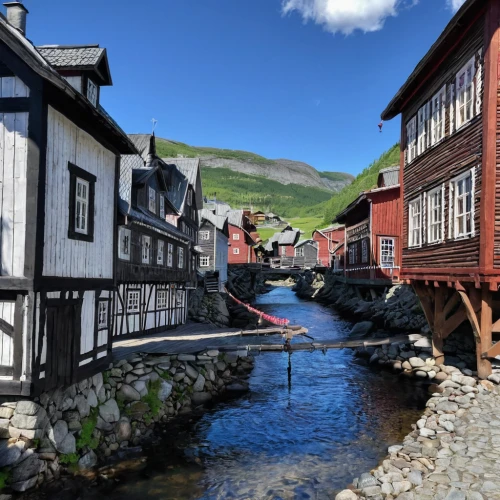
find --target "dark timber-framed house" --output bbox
[114,136,196,338]
[381,0,500,378]
[0,3,136,395]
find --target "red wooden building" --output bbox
[335,167,401,285]
[381,0,500,378]
[312,224,345,267]
[227,210,260,264]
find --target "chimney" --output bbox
[4,2,28,35]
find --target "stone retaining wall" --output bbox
[0,350,254,494]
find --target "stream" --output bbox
[94,286,428,500]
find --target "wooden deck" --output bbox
[112,322,424,361]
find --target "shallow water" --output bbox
[107,287,427,500]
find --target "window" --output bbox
[157,290,168,310]
[417,103,430,155]
[126,290,140,313]
[200,231,210,240]
[142,235,151,264]
[75,178,89,234]
[68,162,96,242]
[178,247,184,268]
[281,246,286,256]
[160,196,165,219]
[157,240,164,265]
[348,244,358,265]
[233,233,240,241]
[456,57,476,129]
[406,116,417,164]
[233,248,240,255]
[450,169,475,239]
[427,186,444,244]
[97,300,109,329]
[295,247,304,257]
[118,227,131,260]
[167,243,173,267]
[361,239,369,263]
[148,187,156,213]
[200,255,210,267]
[87,78,98,107]
[409,197,422,248]
[431,85,446,145]
[187,189,193,206]
[380,238,395,268]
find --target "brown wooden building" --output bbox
[335,167,401,286]
[381,0,500,378]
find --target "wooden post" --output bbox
[478,285,493,379]
[433,286,445,365]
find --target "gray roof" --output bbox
[226,210,243,228]
[162,158,203,211]
[37,45,104,68]
[295,239,317,248]
[128,134,152,162]
[118,199,189,243]
[278,230,300,246]
[199,209,228,233]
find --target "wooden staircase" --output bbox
[205,274,220,294]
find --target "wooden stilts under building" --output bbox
[381,0,500,378]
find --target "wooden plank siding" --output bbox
[400,13,485,275]
[198,221,216,273]
[493,86,500,267]
[43,106,115,279]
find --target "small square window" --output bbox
[200,255,210,267]
[127,290,140,313]
[200,231,210,240]
[233,233,240,241]
[233,248,240,255]
[157,290,168,310]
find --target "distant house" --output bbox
[335,166,400,285]
[294,239,318,269]
[226,210,260,264]
[198,209,229,292]
[266,212,281,224]
[249,211,267,225]
[312,224,345,267]
[265,227,301,258]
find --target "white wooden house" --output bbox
[0,3,136,395]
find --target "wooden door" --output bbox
[45,299,81,390]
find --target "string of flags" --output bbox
[345,265,401,272]
[225,288,290,326]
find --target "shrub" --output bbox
[76,408,99,450]
[141,379,162,417]
[59,453,79,465]
[0,469,10,491]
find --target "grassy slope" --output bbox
[199,167,332,218]
[320,171,355,182]
[323,144,400,224]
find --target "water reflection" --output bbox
[109,287,427,499]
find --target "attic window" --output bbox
[68,162,96,242]
[87,78,98,107]
[187,190,193,206]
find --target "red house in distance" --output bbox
[227,210,260,264]
[312,224,345,267]
[335,166,401,285]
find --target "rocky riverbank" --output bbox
[0,350,254,495]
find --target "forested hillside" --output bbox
[200,167,332,218]
[323,144,400,223]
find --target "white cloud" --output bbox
[447,0,466,11]
[281,0,404,35]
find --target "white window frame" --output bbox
[178,247,184,268]
[455,56,476,130]
[281,246,286,257]
[167,243,173,267]
[148,187,156,213]
[417,103,430,155]
[157,290,168,310]
[348,244,358,265]
[233,248,240,255]
[427,185,444,244]
[361,239,369,263]
[157,240,164,265]
[97,300,109,329]
[87,78,98,107]
[380,238,395,269]
[450,168,475,240]
[118,227,131,260]
[408,196,422,248]
[142,235,151,264]
[233,233,240,241]
[75,178,89,235]
[431,85,446,145]
[200,255,210,267]
[295,247,304,257]
[406,116,417,164]
[160,196,165,219]
[200,231,210,241]
[126,290,140,313]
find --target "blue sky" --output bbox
[21,0,464,176]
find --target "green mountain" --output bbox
[323,144,400,224]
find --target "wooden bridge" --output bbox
[112,322,425,360]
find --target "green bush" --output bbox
[59,453,79,465]
[141,379,162,417]
[0,469,10,491]
[76,409,99,450]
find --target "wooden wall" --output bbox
[43,106,116,279]
[0,111,28,277]
[216,230,228,285]
[198,221,216,273]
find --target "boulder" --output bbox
[335,491,358,500]
[0,440,23,467]
[117,384,141,402]
[115,417,132,443]
[349,321,374,337]
[78,450,97,470]
[75,394,91,418]
[58,432,76,454]
[14,401,40,416]
[409,357,426,368]
[158,380,173,401]
[87,389,98,408]
[10,454,43,483]
[193,374,206,392]
[49,420,68,449]
[99,399,120,423]
[92,372,104,394]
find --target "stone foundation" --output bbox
[0,349,254,494]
